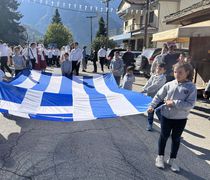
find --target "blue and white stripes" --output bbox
[0,70,152,122]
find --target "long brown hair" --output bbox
[173,62,194,81]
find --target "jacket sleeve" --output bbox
[150,84,168,108]
[173,86,197,110]
[146,76,166,93]
[143,76,153,91]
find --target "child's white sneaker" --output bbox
[155,155,165,169]
[167,158,180,172]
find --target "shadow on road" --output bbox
[182,139,210,162]
[180,168,206,180]
[183,129,205,139]
[190,111,209,119]
[194,105,210,115]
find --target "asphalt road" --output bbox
[0,114,209,180]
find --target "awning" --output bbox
[152,20,210,42]
[152,28,189,43]
[109,32,131,41]
[179,20,210,37]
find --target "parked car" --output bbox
[105,48,126,67]
[135,48,161,77]
[106,48,126,60]
[119,51,142,68]
[135,48,189,78]
[119,51,142,58]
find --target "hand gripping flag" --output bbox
[0,70,152,122]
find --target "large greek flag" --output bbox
[0,70,151,122]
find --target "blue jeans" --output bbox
[147,102,163,125]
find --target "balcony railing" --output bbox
[124,24,142,32]
[109,28,123,37]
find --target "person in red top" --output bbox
[35,44,47,71]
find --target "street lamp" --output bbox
[102,0,112,50]
[86,16,97,52]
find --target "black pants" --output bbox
[48,58,52,66]
[55,56,60,67]
[72,61,80,76]
[52,55,57,65]
[114,76,121,86]
[99,57,105,72]
[158,116,187,158]
[15,69,23,76]
[30,58,36,70]
[0,56,12,74]
[45,56,49,66]
[93,60,97,72]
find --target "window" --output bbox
[149,11,154,23]
[140,16,144,27]
[125,21,128,27]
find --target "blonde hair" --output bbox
[173,62,194,81]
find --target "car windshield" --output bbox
[142,49,155,58]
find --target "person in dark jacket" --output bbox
[161,43,179,82]
[122,46,135,76]
[91,50,98,73]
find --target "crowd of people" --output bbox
[0,39,208,173]
[0,40,86,78]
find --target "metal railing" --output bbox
[124,24,142,32]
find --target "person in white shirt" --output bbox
[55,48,61,67]
[47,48,53,66]
[98,47,107,72]
[0,40,13,76]
[29,42,38,69]
[70,42,83,76]
[43,47,49,66]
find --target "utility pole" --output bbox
[103,0,112,50]
[143,0,150,49]
[86,16,97,51]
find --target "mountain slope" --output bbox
[18,0,122,47]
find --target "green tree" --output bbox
[91,36,116,52]
[96,17,106,37]
[0,0,26,45]
[44,23,73,49]
[52,9,63,25]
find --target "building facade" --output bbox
[110,0,180,50]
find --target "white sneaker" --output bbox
[167,158,180,172]
[155,155,165,169]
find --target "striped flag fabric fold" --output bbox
[0,70,152,122]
